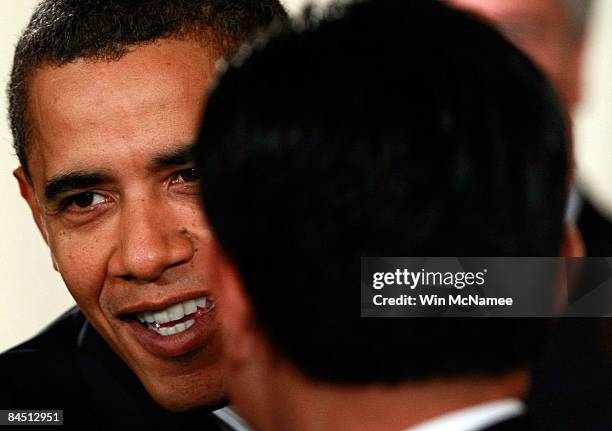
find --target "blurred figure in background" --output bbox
[447,0,588,111]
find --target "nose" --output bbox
[109,196,195,282]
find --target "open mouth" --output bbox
[133,296,215,337]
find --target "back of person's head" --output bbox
[194,0,569,384]
[9,0,287,180]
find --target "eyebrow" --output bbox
[44,171,112,203]
[149,143,195,169]
[43,143,195,203]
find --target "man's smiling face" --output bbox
[15,38,226,411]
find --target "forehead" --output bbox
[26,38,217,184]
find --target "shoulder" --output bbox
[0,306,86,407]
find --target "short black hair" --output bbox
[8,0,287,180]
[195,0,569,384]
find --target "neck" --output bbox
[262,368,529,431]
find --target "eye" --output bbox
[172,167,201,184]
[61,192,107,211]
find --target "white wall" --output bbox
[575,0,612,218]
[283,0,333,15]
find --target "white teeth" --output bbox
[135,296,208,335]
[149,296,206,324]
[149,319,196,337]
[137,312,156,323]
[184,299,197,315]
[153,309,170,324]
[167,303,185,321]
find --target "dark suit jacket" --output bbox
[0,307,227,430]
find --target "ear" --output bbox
[562,222,585,257]
[217,254,273,368]
[14,166,50,246]
[215,253,286,431]
[570,39,586,109]
[552,223,585,313]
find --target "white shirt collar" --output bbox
[212,406,252,431]
[405,398,525,431]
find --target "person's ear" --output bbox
[217,254,272,368]
[14,166,50,246]
[562,222,585,257]
[571,38,586,109]
[552,223,585,313]
[14,167,59,271]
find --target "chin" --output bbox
[147,379,227,412]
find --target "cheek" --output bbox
[182,198,210,230]
[176,201,227,293]
[48,227,111,311]
[175,199,214,248]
